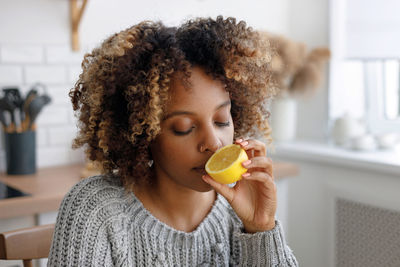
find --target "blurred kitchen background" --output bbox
[0,0,399,266]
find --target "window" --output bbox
[364,60,400,134]
[329,0,400,135]
[382,60,399,120]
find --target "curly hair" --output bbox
[70,16,277,190]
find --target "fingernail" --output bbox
[242,160,251,166]
[242,173,250,178]
[236,138,243,143]
[241,141,248,146]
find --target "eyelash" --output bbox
[173,127,194,136]
[173,121,230,136]
[215,121,230,127]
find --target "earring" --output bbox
[147,160,153,167]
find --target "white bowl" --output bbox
[350,135,377,151]
[375,133,399,149]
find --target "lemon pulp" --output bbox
[205,144,248,184]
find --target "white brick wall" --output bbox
[36,106,70,126]
[68,66,82,84]
[0,65,23,84]
[37,127,49,147]
[37,146,84,168]
[48,125,77,146]
[45,45,87,64]
[0,44,85,171]
[25,65,68,85]
[47,85,72,105]
[1,45,44,63]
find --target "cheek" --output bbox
[225,126,235,145]
[224,118,235,142]
[151,135,194,168]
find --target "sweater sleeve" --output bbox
[47,176,124,267]
[230,220,298,266]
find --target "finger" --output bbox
[242,156,272,169]
[235,138,253,158]
[234,137,250,144]
[237,139,266,157]
[202,175,235,203]
[234,138,243,144]
[242,171,274,184]
[242,157,273,178]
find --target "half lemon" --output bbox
[205,144,248,184]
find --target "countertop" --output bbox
[0,162,299,219]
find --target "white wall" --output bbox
[0,0,290,170]
[0,0,290,45]
[287,0,330,142]
[80,0,290,44]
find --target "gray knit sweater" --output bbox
[47,175,298,266]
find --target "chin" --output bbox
[195,182,214,193]
[187,177,214,193]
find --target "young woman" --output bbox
[48,16,298,266]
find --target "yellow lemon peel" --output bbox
[205,144,248,184]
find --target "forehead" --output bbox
[167,67,229,109]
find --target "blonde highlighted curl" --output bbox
[70,16,278,189]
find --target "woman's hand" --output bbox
[202,138,277,233]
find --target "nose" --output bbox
[198,125,222,153]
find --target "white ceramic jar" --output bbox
[270,96,297,142]
[331,113,367,146]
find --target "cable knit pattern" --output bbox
[47,175,298,266]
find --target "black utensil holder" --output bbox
[4,131,36,175]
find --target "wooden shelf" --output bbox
[70,0,88,51]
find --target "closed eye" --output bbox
[173,122,230,136]
[215,121,230,127]
[173,127,194,136]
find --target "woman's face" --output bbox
[150,66,234,192]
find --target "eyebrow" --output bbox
[163,100,231,120]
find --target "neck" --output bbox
[134,175,216,232]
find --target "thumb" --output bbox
[202,175,235,203]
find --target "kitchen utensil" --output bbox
[0,97,16,132]
[0,84,52,132]
[2,88,25,132]
[21,83,49,131]
[22,93,38,131]
[2,88,23,108]
[0,107,8,129]
[0,98,12,129]
[27,94,51,130]
[21,88,38,122]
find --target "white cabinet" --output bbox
[272,142,400,267]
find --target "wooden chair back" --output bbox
[0,224,54,267]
